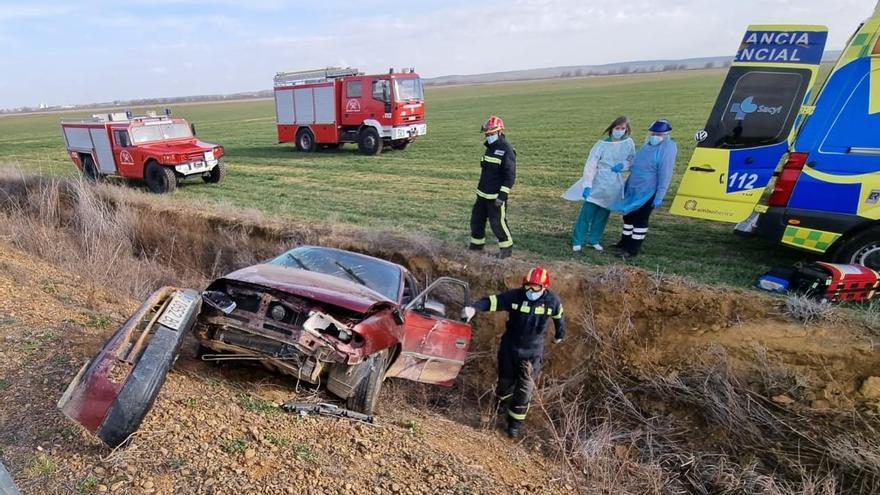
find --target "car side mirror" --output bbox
[190,123,197,136]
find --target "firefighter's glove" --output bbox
[461,306,476,322]
[553,338,563,344]
[652,197,663,208]
[611,163,624,173]
[494,198,505,208]
[581,187,592,200]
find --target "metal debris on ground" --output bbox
[281,401,374,424]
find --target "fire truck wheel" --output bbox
[346,348,388,415]
[357,128,382,156]
[295,129,317,152]
[81,155,100,182]
[202,161,226,184]
[833,226,880,271]
[145,161,178,194]
[390,139,410,151]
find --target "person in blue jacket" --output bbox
[610,119,678,258]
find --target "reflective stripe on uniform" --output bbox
[489,295,498,312]
[511,303,519,310]
[534,306,546,315]
[499,186,511,194]
[552,305,564,320]
[476,190,499,200]
[508,408,528,420]
[470,237,486,245]
[482,155,503,165]
[498,201,513,248]
[519,303,531,313]
[498,393,513,401]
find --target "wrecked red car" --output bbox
[60,246,472,447]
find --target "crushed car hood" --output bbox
[219,264,394,314]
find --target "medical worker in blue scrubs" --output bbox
[610,119,678,258]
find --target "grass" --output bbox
[219,437,247,454]
[0,69,811,287]
[84,312,113,329]
[76,475,99,493]
[293,442,317,461]
[264,433,290,447]
[238,394,281,414]
[0,378,8,390]
[24,453,58,478]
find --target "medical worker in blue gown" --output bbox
[609,119,677,258]
[562,116,635,252]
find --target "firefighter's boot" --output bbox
[469,243,484,251]
[498,247,512,259]
[507,418,523,439]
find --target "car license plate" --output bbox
[158,291,198,331]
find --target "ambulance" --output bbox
[671,5,880,270]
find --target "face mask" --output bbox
[612,129,626,139]
[525,289,544,301]
[648,135,664,146]
[486,134,499,145]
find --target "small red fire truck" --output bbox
[273,67,426,155]
[61,110,226,194]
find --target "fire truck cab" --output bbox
[61,110,226,194]
[671,7,880,270]
[274,67,426,155]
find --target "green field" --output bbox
[0,70,806,287]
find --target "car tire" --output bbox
[390,139,410,151]
[81,155,100,182]
[295,128,317,152]
[202,161,226,184]
[145,161,177,194]
[832,226,880,270]
[357,127,382,156]
[346,349,388,415]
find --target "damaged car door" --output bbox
[386,277,472,385]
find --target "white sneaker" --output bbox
[591,244,604,251]
[572,245,582,252]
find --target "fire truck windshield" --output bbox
[130,123,193,144]
[394,78,423,102]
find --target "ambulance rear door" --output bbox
[670,25,828,223]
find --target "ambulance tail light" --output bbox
[768,152,808,207]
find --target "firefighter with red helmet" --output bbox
[461,267,565,438]
[470,115,517,259]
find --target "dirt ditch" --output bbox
[1,172,879,493]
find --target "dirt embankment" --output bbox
[0,173,878,493]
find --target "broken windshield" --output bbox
[269,246,401,301]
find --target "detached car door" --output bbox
[670,25,828,223]
[385,277,471,386]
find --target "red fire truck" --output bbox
[61,110,226,194]
[273,67,426,155]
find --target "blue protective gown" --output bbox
[610,138,677,214]
[561,138,635,208]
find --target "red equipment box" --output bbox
[795,262,879,302]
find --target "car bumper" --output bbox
[743,206,866,254]
[390,124,426,140]
[174,158,219,176]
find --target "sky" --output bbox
[0,0,875,109]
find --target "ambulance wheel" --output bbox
[82,155,99,182]
[145,161,177,194]
[390,139,410,151]
[358,128,382,156]
[833,227,880,271]
[346,349,388,415]
[203,161,226,184]
[295,129,316,152]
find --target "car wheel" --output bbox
[81,155,100,182]
[346,349,388,415]
[357,127,382,156]
[202,161,226,184]
[833,226,880,270]
[390,139,410,151]
[145,161,177,194]
[295,128,317,152]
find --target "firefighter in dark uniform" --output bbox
[461,267,565,438]
[469,115,516,259]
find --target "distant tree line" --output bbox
[558,59,732,79]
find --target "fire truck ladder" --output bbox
[273,67,360,86]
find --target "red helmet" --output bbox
[523,266,550,288]
[481,115,505,134]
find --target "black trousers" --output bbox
[497,345,542,428]
[618,197,654,255]
[470,197,513,249]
